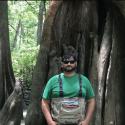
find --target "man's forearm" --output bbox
[84,98,95,124]
[41,99,54,124]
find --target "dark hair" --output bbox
[62,45,77,61]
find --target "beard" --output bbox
[63,66,76,72]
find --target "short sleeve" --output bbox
[84,77,95,100]
[42,79,52,100]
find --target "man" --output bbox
[41,46,95,125]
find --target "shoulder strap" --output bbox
[58,74,63,97]
[78,74,82,97]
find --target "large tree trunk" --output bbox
[0,1,23,125]
[104,3,125,125]
[0,1,15,110]
[25,1,125,125]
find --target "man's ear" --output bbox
[75,62,77,67]
[60,64,64,72]
[61,62,64,68]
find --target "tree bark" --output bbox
[104,3,125,125]
[95,12,112,125]
[0,83,23,125]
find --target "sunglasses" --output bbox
[63,60,75,64]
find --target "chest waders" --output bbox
[51,74,86,125]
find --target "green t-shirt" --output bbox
[42,73,95,100]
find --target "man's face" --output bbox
[62,56,77,72]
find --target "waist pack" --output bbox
[51,97,86,124]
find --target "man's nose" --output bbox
[67,62,71,65]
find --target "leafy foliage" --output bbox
[8,1,40,49]
[11,45,40,85]
[8,1,41,85]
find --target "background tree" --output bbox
[37,0,47,45]
[0,1,23,125]
[0,1,15,110]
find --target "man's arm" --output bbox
[81,98,95,125]
[41,99,57,125]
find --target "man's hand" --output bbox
[48,120,57,125]
[41,99,57,125]
[79,120,89,125]
[79,98,95,125]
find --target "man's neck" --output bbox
[64,71,76,77]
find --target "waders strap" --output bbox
[79,74,82,97]
[59,74,63,97]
